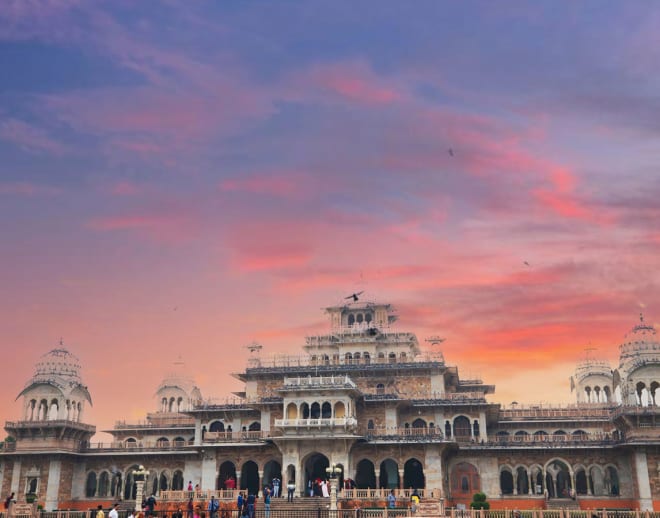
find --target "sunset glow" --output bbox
[1,1,659,439]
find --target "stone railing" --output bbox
[82,439,194,452]
[202,430,268,442]
[245,352,445,370]
[113,416,194,429]
[499,405,612,420]
[363,426,447,443]
[282,375,358,389]
[5,420,96,432]
[275,417,358,429]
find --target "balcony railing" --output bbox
[245,352,445,370]
[499,405,612,420]
[82,439,194,452]
[202,430,268,442]
[5,420,96,432]
[364,426,447,443]
[275,417,358,429]
[282,375,358,389]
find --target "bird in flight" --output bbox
[448,148,454,157]
[345,291,364,302]
[523,261,530,267]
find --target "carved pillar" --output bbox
[528,472,533,495]
[398,469,404,490]
[513,472,518,495]
[587,470,593,496]
[258,471,264,497]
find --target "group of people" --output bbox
[307,478,333,497]
[387,489,421,513]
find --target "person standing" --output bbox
[109,503,119,518]
[246,492,256,518]
[237,492,244,514]
[287,480,295,502]
[187,498,194,518]
[263,487,271,518]
[4,493,15,513]
[207,496,219,518]
[96,505,105,518]
[410,489,420,514]
[387,489,396,509]
[272,477,280,498]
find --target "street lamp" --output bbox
[132,465,150,512]
[325,464,342,511]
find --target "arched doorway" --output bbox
[264,460,282,489]
[355,459,376,489]
[404,458,425,489]
[286,464,296,487]
[379,459,399,489]
[545,460,571,498]
[123,465,140,500]
[218,461,237,489]
[451,462,479,498]
[241,461,259,495]
[516,467,529,494]
[304,453,329,495]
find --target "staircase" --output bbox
[546,498,580,510]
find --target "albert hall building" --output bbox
[2,299,660,511]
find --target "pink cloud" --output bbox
[86,209,196,243]
[297,61,402,105]
[0,118,66,155]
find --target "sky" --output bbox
[1,0,660,441]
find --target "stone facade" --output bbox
[3,302,660,511]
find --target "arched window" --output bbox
[345,352,353,364]
[500,469,514,495]
[321,402,332,419]
[286,403,297,419]
[376,383,385,395]
[473,420,480,437]
[388,352,396,363]
[310,402,321,419]
[98,471,110,497]
[301,402,310,419]
[209,421,225,432]
[172,470,184,491]
[85,472,97,498]
[159,472,169,491]
[248,421,261,431]
[334,401,346,418]
[157,437,170,447]
[453,416,471,440]
[367,419,375,430]
[125,438,137,447]
[363,352,371,364]
[348,314,355,326]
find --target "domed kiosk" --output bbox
[5,344,96,452]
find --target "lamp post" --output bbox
[325,463,342,511]
[132,465,150,512]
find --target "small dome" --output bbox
[17,343,92,404]
[618,313,660,375]
[34,348,83,383]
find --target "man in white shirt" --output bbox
[109,503,119,518]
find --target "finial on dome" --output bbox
[640,312,645,323]
[59,337,64,346]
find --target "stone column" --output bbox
[236,471,242,491]
[513,472,518,495]
[634,450,653,510]
[587,471,593,495]
[399,469,405,490]
[258,471,264,497]
[45,459,62,511]
[528,472,533,495]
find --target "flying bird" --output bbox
[448,148,454,157]
[345,291,364,302]
[523,261,530,267]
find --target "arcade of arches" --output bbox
[497,460,620,497]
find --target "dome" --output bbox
[34,348,83,382]
[619,314,660,369]
[17,343,92,404]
